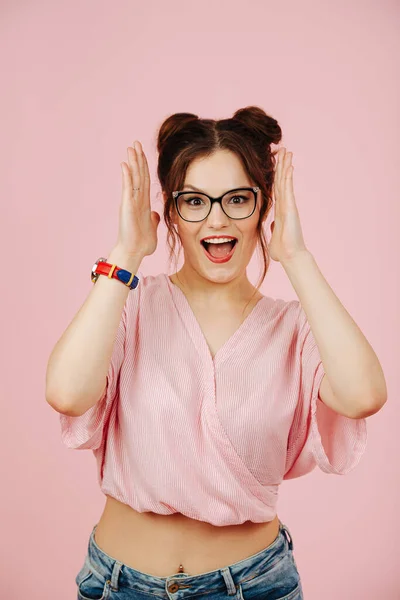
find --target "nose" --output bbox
[205,201,230,225]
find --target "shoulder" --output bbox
[124,270,169,314]
[260,295,302,327]
[253,296,308,352]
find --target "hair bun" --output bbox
[157,112,199,153]
[232,106,282,146]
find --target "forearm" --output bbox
[45,246,143,415]
[282,250,387,416]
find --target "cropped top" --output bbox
[59,271,368,526]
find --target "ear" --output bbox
[163,190,179,226]
[171,206,178,226]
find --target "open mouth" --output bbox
[201,239,238,261]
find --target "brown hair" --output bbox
[155,105,282,308]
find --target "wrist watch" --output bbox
[91,257,140,290]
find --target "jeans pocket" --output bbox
[76,555,111,600]
[239,551,302,600]
[290,549,301,577]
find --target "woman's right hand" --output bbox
[117,140,160,258]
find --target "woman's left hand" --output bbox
[268,148,309,263]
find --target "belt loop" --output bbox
[220,566,237,595]
[281,522,294,551]
[109,560,123,592]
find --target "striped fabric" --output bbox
[59,271,367,526]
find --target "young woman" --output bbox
[46,106,385,599]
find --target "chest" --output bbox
[187,300,261,359]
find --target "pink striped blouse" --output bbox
[59,271,368,526]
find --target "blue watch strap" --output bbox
[115,268,140,290]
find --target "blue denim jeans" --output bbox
[76,519,304,599]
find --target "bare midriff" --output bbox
[93,495,280,578]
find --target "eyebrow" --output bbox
[182,184,206,192]
[182,184,251,193]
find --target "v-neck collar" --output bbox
[163,273,268,371]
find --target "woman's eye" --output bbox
[186,197,204,205]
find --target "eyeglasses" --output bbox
[172,187,259,222]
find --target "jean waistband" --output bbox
[83,519,294,596]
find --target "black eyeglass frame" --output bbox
[172,186,260,222]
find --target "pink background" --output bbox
[1,1,399,598]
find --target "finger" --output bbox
[283,153,292,199]
[278,152,291,210]
[128,146,141,201]
[283,151,292,174]
[273,153,279,201]
[121,161,133,205]
[276,148,284,189]
[136,141,151,203]
[274,149,283,206]
[284,163,295,208]
[273,149,284,217]
[141,146,151,188]
[134,140,145,189]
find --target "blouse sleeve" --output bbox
[59,298,128,451]
[284,303,368,479]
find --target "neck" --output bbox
[170,265,261,307]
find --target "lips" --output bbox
[200,236,238,244]
[201,238,238,263]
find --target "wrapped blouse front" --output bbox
[59,271,367,526]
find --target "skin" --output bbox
[93,146,285,577]
[163,149,267,307]
[95,141,385,579]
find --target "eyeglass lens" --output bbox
[177,189,256,221]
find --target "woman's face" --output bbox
[168,149,262,285]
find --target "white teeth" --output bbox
[202,238,236,244]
